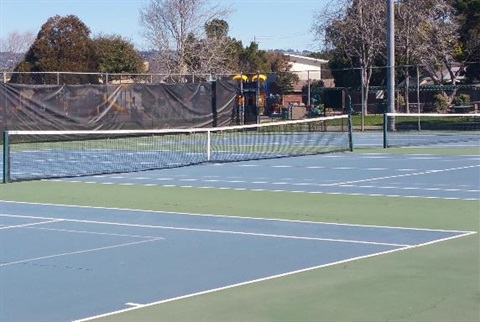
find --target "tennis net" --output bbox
[383,113,480,148]
[2,114,352,182]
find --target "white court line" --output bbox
[358,155,389,159]
[24,226,167,240]
[0,237,163,267]
[326,164,480,187]
[69,177,479,194]
[0,200,475,234]
[409,157,439,160]
[0,213,408,247]
[54,180,479,201]
[0,219,63,230]
[73,230,476,322]
[339,184,480,193]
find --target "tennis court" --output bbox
[2,115,351,182]
[1,199,472,321]
[57,151,479,200]
[0,122,479,321]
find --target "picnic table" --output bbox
[452,105,474,113]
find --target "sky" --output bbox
[0,0,328,52]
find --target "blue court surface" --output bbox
[0,200,474,321]
[3,131,349,181]
[57,152,480,200]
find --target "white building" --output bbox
[286,54,328,81]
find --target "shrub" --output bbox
[454,93,471,106]
[433,93,449,113]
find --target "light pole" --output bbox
[386,0,395,130]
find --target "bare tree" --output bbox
[312,0,387,116]
[139,0,232,79]
[313,0,467,115]
[395,0,426,112]
[395,0,462,111]
[1,31,35,70]
[396,0,462,109]
[184,19,241,76]
[414,1,461,85]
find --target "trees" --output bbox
[9,16,149,84]
[400,0,467,109]
[182,19,243,75]
[394,0,429,111]
[313,0,478,114]
[389,0,459,111]
[414,1,462,85]
[301,79,325,108]
[93,34,145,75]
[139,0,232,77]
[313,0,387,115]
[267,51,299,96]
[238,42,270,73]
[453,0,480,83]
[204,18,229,39]
[0,31,35,71]
[10,15,98,84]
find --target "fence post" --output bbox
[3,131,10,183]
[347,92,353,151]
[416,65,420,113]
[307,70,311,107]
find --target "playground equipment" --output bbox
[232,73,267,124]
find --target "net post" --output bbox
[207,130,211,161]
[348,114,354,152]
[383,113,388,148]
[347,91,354,151]
[2,131,10,183]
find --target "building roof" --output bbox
[286,54,329,67]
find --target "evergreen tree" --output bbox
[453,0,480,82]
[238,42,270,73]
[267,51,299,96]
[93,35,145,76]
[10,15,98,84]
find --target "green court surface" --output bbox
[0,148,478,322]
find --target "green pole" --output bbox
[383,113,388,148]
[3,131,10,183]
[347,91,353,151]
[348,114,354,152]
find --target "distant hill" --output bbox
[0,52,23,70]
[276,49,314,56]
[1,49,317,73]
